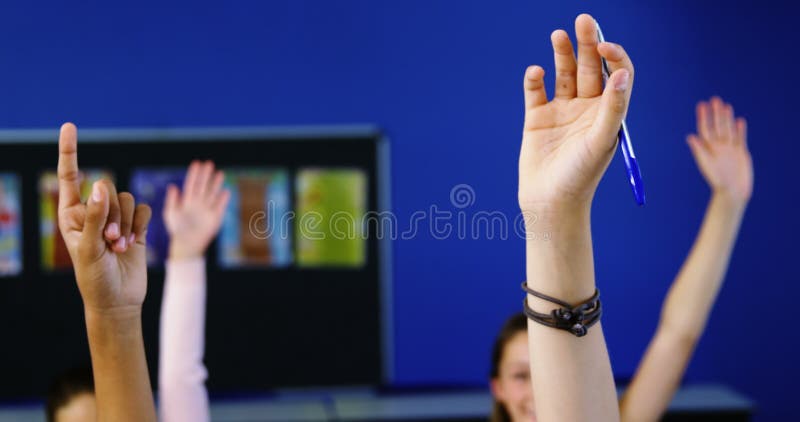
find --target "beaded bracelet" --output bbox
[521,282,602,337]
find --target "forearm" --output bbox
[619,327,693,422]
[620,193,746,422]
[524,204,619,422]
[159,257,210,422]
[659,193,745,337]
[85,307,156,422]
[524,203,595,299]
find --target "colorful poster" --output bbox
[0,174,22,276]
[40,170,114,271]
[129,168,186,266]
[217,168,291,268]
[295,168,366,267]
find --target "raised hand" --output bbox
[620,99,753,422]
[58,122,157,421]
[520,14,628,422]
[687,97,753,205]
[57,123,152,313]
[163,161,230,261]
[518,13,635,212]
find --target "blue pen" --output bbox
[595,20,646,206]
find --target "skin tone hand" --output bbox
[57,122,156,422]
[163,161,230,261]
[518,16,634,213]
[520,14,634,422]
[158,161,227,422]
[687,97,753,206]
[620,98,752,422]
[57,123,152,314]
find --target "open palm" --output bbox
[687,97,753,204]
[519,14,635,211]
[57,123,152,312]
[163,161,230,260]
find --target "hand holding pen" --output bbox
[518,13,636,216]
[518,13,637,421]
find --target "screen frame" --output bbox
[0,125,395,395]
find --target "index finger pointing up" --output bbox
[57,123,82,210]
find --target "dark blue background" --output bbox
[0,0,796,419]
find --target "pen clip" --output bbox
[595,21,612,82]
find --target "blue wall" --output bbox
[1,0,796,419]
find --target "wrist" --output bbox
[523,202,595,302]
[710,191,748,214]
[520,201,591,240]
[85,304,142,323]
[85,305,143,340]
[168,243,204,261]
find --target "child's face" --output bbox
[491,331,536,422]
[55,392,96,422]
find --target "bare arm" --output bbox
[57,123,156,421]
[620,97,752,422]
[86,307,156,421]
[519,14,636,421]
[525,205,619,421]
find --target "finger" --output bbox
[213,189,231,219]
[207,170,225,205]
[551,30,577,99]
[711,97,728,142]
[696,102,714,141]
[164,184,180,217]
[736,117,748,148]
[78,181,110,262]
[723,104,735,142]
[114,192,135,253]
[686,135,711,176]
[57,123,82,211]
[131,204,152,246]
[686,134,710,157]
[575,14,603,98]
[597,41,634,105]
[196,161,214,197]
[183,161,200,198]
[523,65,548,110]
[589,68,631,151]
[100,179,121,243]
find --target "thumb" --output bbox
[686,134,707,160]
[163,184,179,218]
[79,181,110,262]
[686,134,712,178]
[590,68,631,152]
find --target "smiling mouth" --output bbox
[524,404,536,421]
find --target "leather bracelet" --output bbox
[521,282,602,337]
